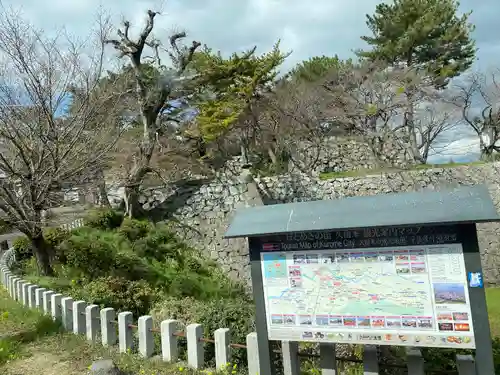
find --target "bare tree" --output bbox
[259,80,345,174]
[452,70,500,159]
[411,101,459,163]
[322,61,453,165]
[0,7,124,275]
[104,10,200,217]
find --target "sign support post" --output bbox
[462,224,495,375]
[249,237,276,375]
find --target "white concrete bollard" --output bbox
[35,287,47,310]
[61,297,74,331]
[161,319,179,362]
[51,293,63,321]
[86,304,100,342]
[187,323,204,369]
[43,290,54,315]
[118,312,133,353]
[73,300,86,335]
[214,328,231,370]
[100,308,117,346]
[138,315,154,358]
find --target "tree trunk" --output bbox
[31,231,54,276]
[97,169,111,208]
[123,184,144,218]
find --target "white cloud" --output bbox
[429,137,480,162]
[2,0,499,163]
[5,0,497,70]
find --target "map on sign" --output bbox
[261,244,475,349]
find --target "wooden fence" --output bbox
[0,220,479,375]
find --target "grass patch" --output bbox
[487,288,500,337]
[0,288,61,366]
[2,332,227,375]
[319,160,487,180]
[22,275,73,294]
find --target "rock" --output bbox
[89,359,124,375]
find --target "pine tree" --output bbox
[192,42,288,142]
[287,55,352,83]
[357,0,476,87]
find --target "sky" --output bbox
[4,0,500,163]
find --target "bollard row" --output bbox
[0,262,479,375]
[0,271,258,372]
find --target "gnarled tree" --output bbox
[452,70,500,159]
[0,8,123,274]
[105,10,201,217]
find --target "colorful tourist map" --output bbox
[261,244,475,349]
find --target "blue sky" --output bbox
[5,0,499,162]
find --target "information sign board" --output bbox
[261,242,475,349]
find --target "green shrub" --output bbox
[70,276,160,316]
[59,229,127,278]
[43,227,71,263]
[83,208,123,230]
[58,228,152,281]
[118,218,153,242]
[421,337,500,374]
[151,296,255,367]
[13,236,32,262]
[132,225,192,264]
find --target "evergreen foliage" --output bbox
[357,0,476,87]
[191,42,288,141]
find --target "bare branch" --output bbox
[0,6,126,273]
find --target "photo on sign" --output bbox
[438,323,454,331]
[395,264,410,274]
[371,318,385,328]
[365,253,378,262]
[299,315,313,325]
[402,318,417,328]
[316,315,329,326]
[386,318,402,328]
[433,283,467,304]
[410,263,426,274]
[350,253,365,262]
[284,315,296,325]
[417,318,433,329]
[395,253,409,262]
[378,252,394,262]
[343,317,356,327]
[452,312,469,321]
[437,313,453,321]
[410,251,425,261]
[336,253,350,262]
[357,317,371,327]
[454,323,470,332]
[329,316,343,326]
[271,315,283,324]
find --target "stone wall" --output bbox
[290,136,408,176]
[138,160,500,285]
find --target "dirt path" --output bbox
[3,350,81,375]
